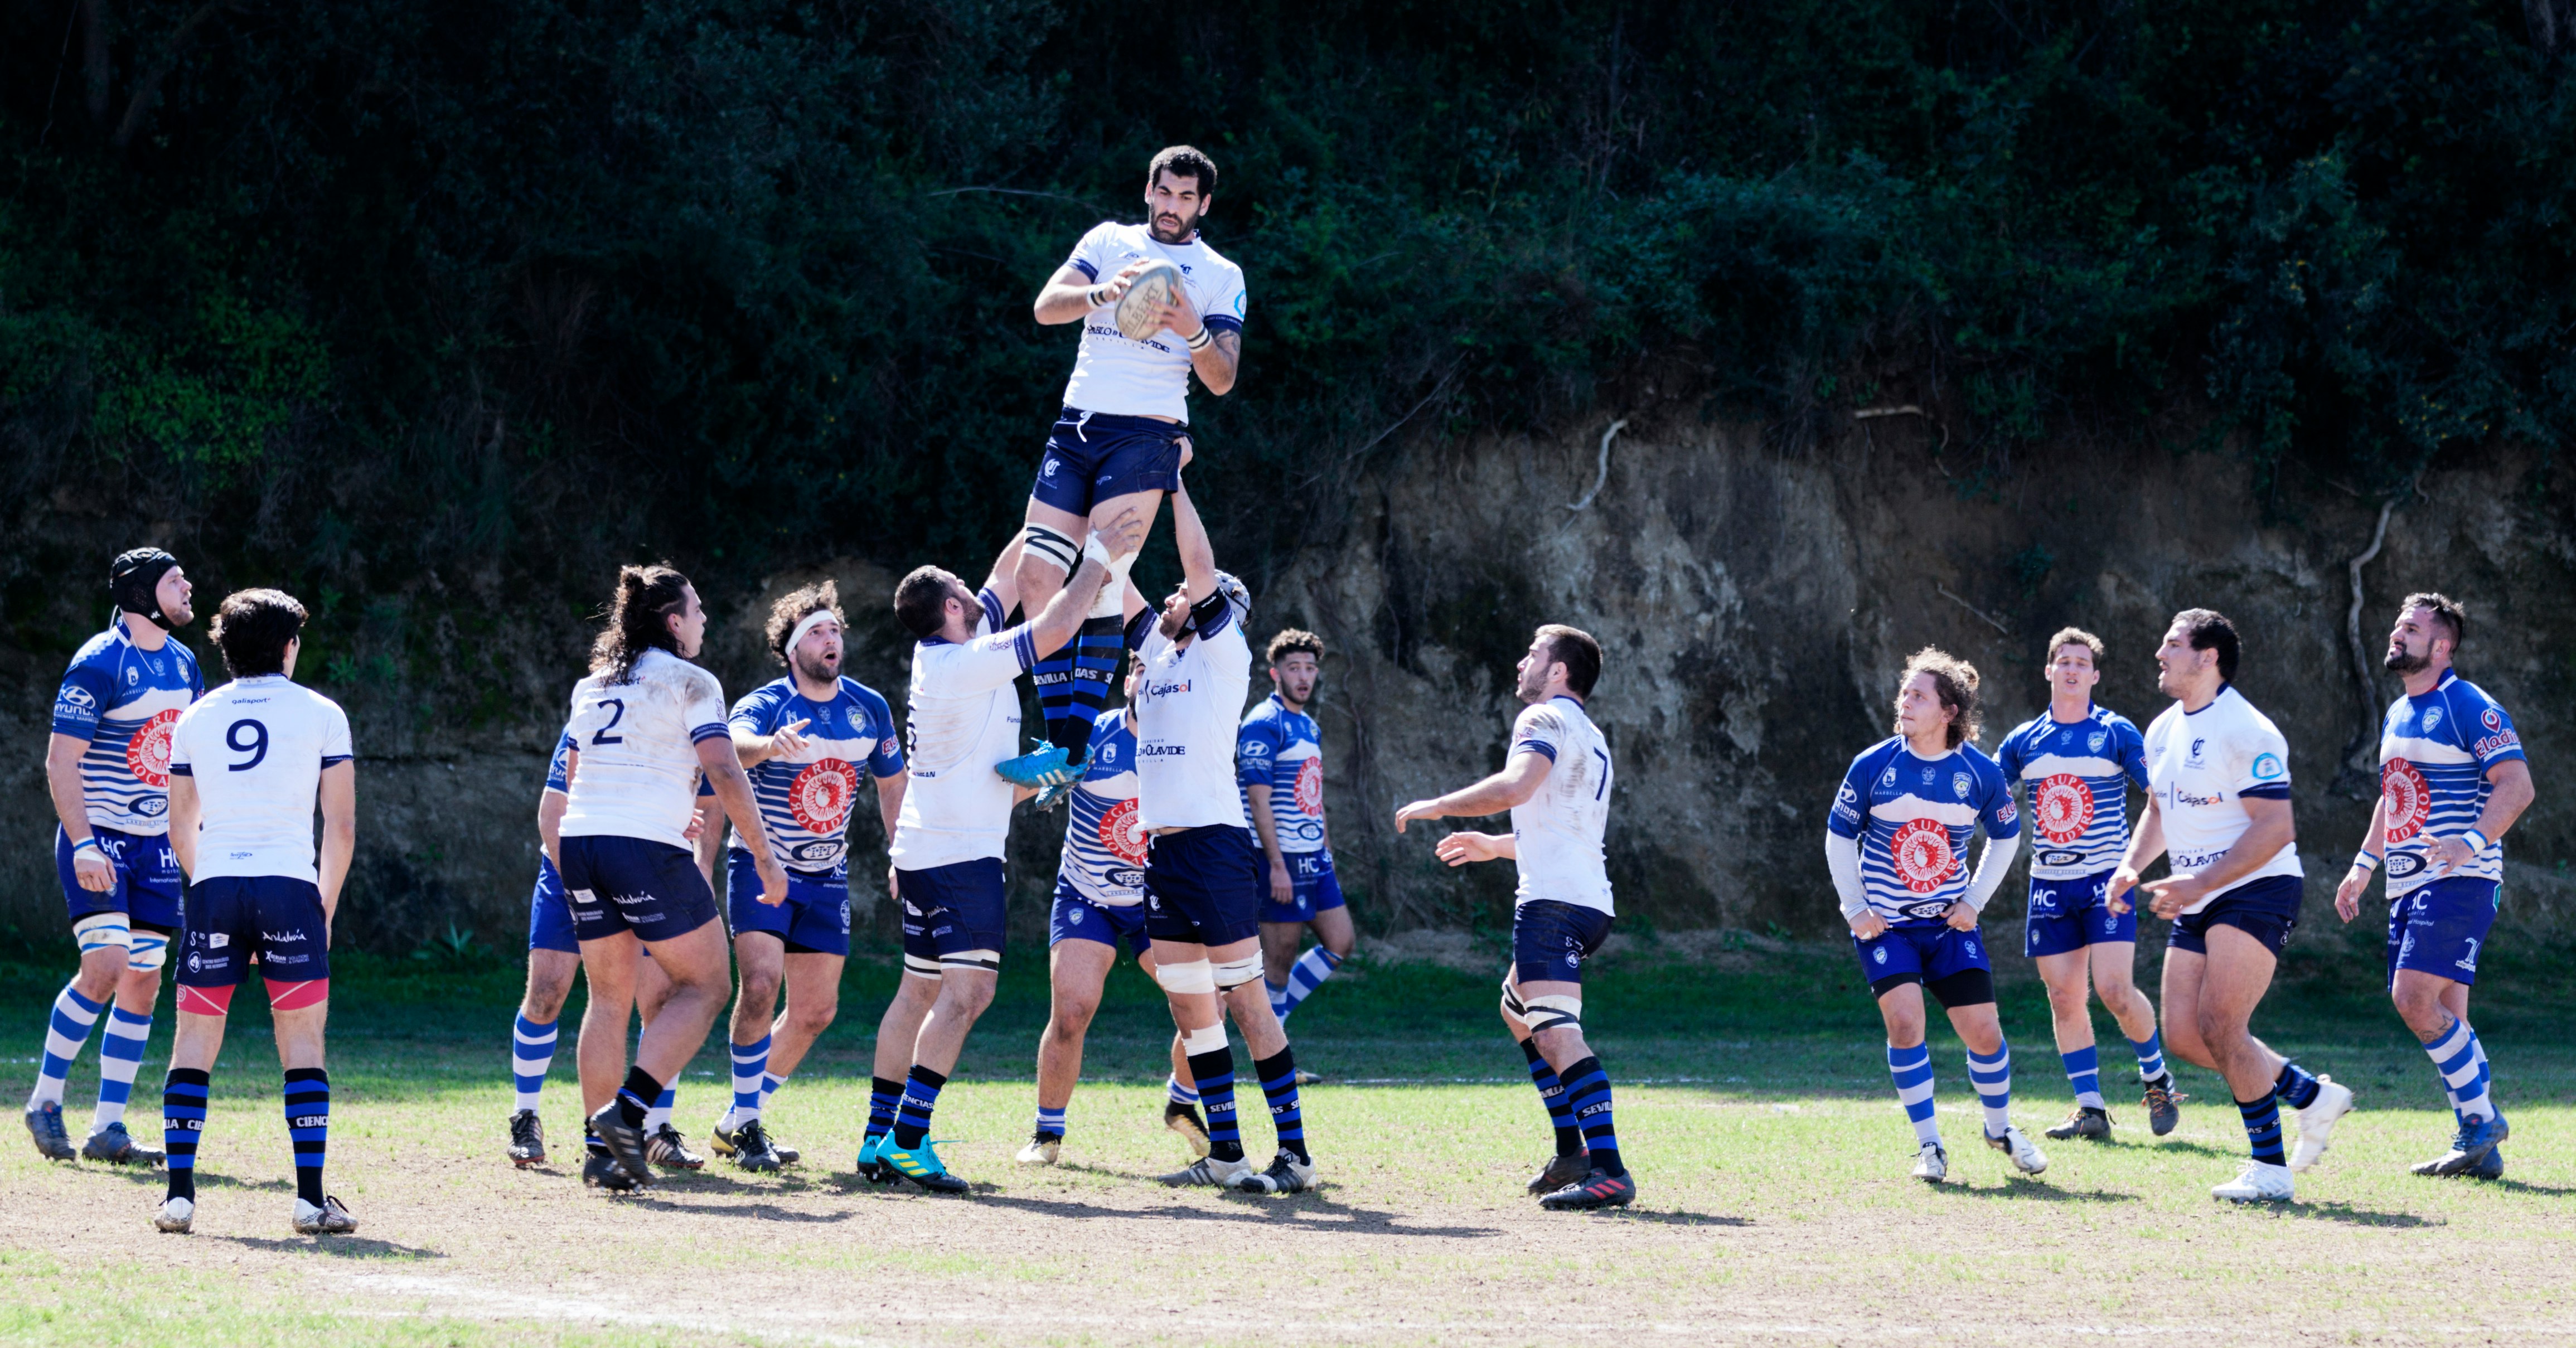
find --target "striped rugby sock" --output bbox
[1968,1041,2013,1138]
[892,1066,946,1150]
[2130,1029,2168,1083]
[1186,1046,1244,1163]
[2238,1093,2287,1165]
[1887,1043,1939,1147]
[31,982,107,1109]
[511,1014,557,1114]
[1557,1057,1623,1177]
[284,1069,330,1206]
[865,1076,902,1141]
[93,1006,154,1131]
[1521,1037,1583,1156]
[1255,1047,1308,1163]
[1277,946,1342,1023]
[163,1068,210,1201]
[729,1035,770,1125]
[2061,1044,2104,1111]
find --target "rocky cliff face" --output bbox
[4,420,2570,951]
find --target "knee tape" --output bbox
[1500,982,1529,1021]
[1523,993,1583,1033]
[1154,958,1216,996]
[74,911,132,955]
[1022,523,1079,578]
[901,953,945,982]
[1182,1022,1229,1055]
[125,929,168,972]
[1213,954,1263,992]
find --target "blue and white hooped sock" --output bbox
[1968,1042,2013,1138]
[2238,1093,2287,1165]
[511,1014,558,1114]
[1034,1105,1067,1141]
[31,983,108,1109]
[2426,1018,2496,1123]
[727,1035,769,1126]
[1887,1043,1940,1147]
[1277,946,1343,1022]
[2273,1059,2322,1112]
[1167,1074,1200,1108]
[644,1084,676,1133]
[283,1069,330,1207]
[1266,980,1291,1022]
[94,1005,154,1131]
[761,1070,786,1112]
[2060,1044,2105,1111]
[2129,1029,2168,1084]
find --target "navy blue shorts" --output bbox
[1145,825,1262,948]
[1048,880,1153,961]
[897,857,1006,976]
[56,825,183,931]
[2024,869,2136,957]
[1512,899,1615,987]
[1257,849,1348,926]
[177,876,330,988]
[1854,922,1996,1006]
[1030,408,1187,517]
[727,850,853,957]
[2385,877,2499,987]
[2170,874,2303,957]
[527,855,578,954]
[558,835,721,944]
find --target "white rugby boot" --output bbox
[2288,1075,2355,1172]
[292,1194,359,1234]
[152,1195,195,1233]
[1910,1142,1949,1184]
[2212,1160,2295,1202]
[1158,1153,1256,1189]
[1015,1134,1062,1166]
[1986,1125,2048,1176]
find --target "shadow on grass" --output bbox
[214,1234,446,1258]
[2272,1202,2438,1227]
[2093,1137,2242,1159]
[113,1170,296,1194]
[1931,1181,2142,1204]
[2485,1178,2576,1197]
[962,1188,1508,1239]
[1594,1207,1752,1226]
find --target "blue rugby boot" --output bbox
[879,1139,970,1194]
[996,742,1078,790]
[2414,1112,2509,1177]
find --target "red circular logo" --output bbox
[2034,774,2094,844]
[787,758,856,833]
[127,709,180,788]
[1098,797,1147,865]
[1292,757,1325,819]
[1890,818,1957,893]
[2381,759,2429,843]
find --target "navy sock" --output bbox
[1521,1037,1583,1157]
[2238,1093,2287,1165]
[866,1075,902,1140]
[1187,1046,1245,1163]
[163,1068,210,1202]
[1255,1048,1309,1164]
[1052,615,1126,753]
[2273,1059,2321,1111]
[616,1066,661,1129]
[892,1065,946,1150]
[283,1068,329,1206]
[1558,1056,1624,1178]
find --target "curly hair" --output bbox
[1896,646,1982,749]
[766,579,845,663]
[1265,628,1325,665]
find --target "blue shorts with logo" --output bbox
[527,855,578,954]
[897,857,1006,975]
[1257,848,1347,925]
[2385,877,2500,987]
[1854,922,1996,1005]
[1145,825,1262,948]
[2169,874,2303,958]
[2024,869,2135,958]
[177,876,330,988]
[56,825,184,931]
[558,835,721,944]
[1512,899,1614,987]
[1048,880,1153,961]
[1030,408,1187,516]
[726,850,853,957]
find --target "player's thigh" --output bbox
[2032,947,2093,1003]
[271,1002,329,1071]
[1023,497,1088,537]
[579,930,642,1002]
[1256,921,1303,972]
[2194,925,2277,1036]
[647,918,733,992]
[1307,903,1355,956]
[1048,939,1118,1024]
[170,1006,227,1071]
[1088,487,1163,542]
[1873,980,1930,1046]
[2086,940,2142,998]
[733,930,788,1001]
[779,951,844,1021]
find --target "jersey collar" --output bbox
[2183,682,2233,716]
[2046,701,2097,728]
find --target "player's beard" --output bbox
[793,649,840,685]
[1149,204,1200,244]
[2383,642,2429,676]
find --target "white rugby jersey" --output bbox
[1059,221,1247,422]
[1135,612,1252,831]
[168,675,352,884]
[559,647,731,851]
[52,624,205,835]
[2142,684,2303,913]
[890,591,1037,870]
[2378,671,2523,898]
[1994,706,2149,880]
[1059,710,1145,905]
[1507,695,1615,914]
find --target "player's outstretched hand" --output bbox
[1393,798,1444,833]
[1092,505,1148,559]
[1847,911,1889,942]
[2333,866,2369,923]
[2103,867,2138,917]
[756,856,790,907]
[2139,872,2205,920]
[769,717,812,759]
[1434,831,1505,866]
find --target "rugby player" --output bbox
[859,508,1147,1193]
[154,589,358,1235]
[2332,594,2531,1179]
[1136,477,1318,1195]
[2109,609,2352,1202]
[1006,146,1246,782]
[1827,649,2046,1184]
[705,583,908,1172]
[504,726,581,1166]
[556,565,788,1192]
[1241,630,1353,1031]
[1399,624,1638,1209]
[1992,629,2178,1141]
[29,549,198,1165]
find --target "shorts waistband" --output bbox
[1058,406,1187,437]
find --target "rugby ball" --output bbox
[1114,262,1185,341]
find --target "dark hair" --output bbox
[893,566,958,640]
[590,564,692,682]
[1266,628,1325,665]
[210,589,307,678]
[2172,608,2240,682]
[1147,145,1218,197]
[1897,646,1982,749]
[2400,591,2467,651]
[767,579,845,663]
[2044,626,2105,666]
[1533,623,1602,699]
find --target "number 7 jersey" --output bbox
[1506,695,1615,914]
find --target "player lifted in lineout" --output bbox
[1827,649,2046,1184]
[1003,146,1246,788]
[2110,609,2352,1202]
[1240,630,1354,1035]
[705,583,908,1172]
[1400,624,1638,1211]
[156,589,359,1235]
[2334,594,2531,1180]
[29,549,200,1166]
[1992,629,2180,1141]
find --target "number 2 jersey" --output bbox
[1829,738,2017,925]
[1058,710,1145,905]
[726,676,906,877]
[2378,670,2523,898]
[559,647,731,851]
[1993,706,2148,881]
[1237,692,1326,854]
[52,624,205,835]
[1507,695,1615,914]
[168,675,352,884]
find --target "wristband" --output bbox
[1186,326,1214,351]
[2349,851,2379,873]
[1084,285,1108,309]
[71,838,105,858]
[2463,828,2492,852]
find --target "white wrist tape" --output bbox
[1187,326,1213,351]
[2463,829,2492,852]
[2350,851,2380,872]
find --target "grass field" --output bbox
[3,932,2573,1345]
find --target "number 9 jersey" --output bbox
[168,673,354,884]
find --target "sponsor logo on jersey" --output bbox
[787,758,857,834]
[1900,898,1952,921]
[262,929,305,944]
[2039,849,2084,867]
[2380,759,2430,842]
[56,685,97,714]
[1240,739,1271,758]
[2481,707,2503,732]
[2171,789,2222,808]
[125,709,181,788]
[1889,818,1957,893]
[2474,730,2520,757]
[2035,774,2094,843]
[2186,738,2207,768]
[1838,782,1859,806]
[1098,798,1147,865]
[1995,799,2017,827]
[791,839,846,866]
[2251,752,2284,780]
[1293,757,1325,818]
[206,932,229,949]
[1137,744,1186,757]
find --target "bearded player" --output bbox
[1241,630,1353,1032]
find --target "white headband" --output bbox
[785,609,840,655]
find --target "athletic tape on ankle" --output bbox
[73,911,131,954]
[1523,993,1582,1031]
[1154,958,1217,995]
[1022,524,1079,577]
[1212,954,1263,991]
[1181,1023,1229,1055]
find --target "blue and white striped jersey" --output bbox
[2379,671,2524,898]
[1237,692,1326,854]
[1058,710,1145,905]
[51,624,205,835]
[1994,706,2149,880]
[544,728,577,794]
[727,676,906,876]
[1828,738,2018,925]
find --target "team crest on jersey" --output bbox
[1872,947,1888,964]
[2035,774,2094,843]
[1099,798,1147,865]
[1889,818,1957,893]
[2088,730,2108,754]
[1951,772,1970,799]
[126,709,181,788]
[1880,766,1897,788]
[1294,758,1325,817]
[2422,707,2444,733]
[787,758,857,833]
[1099,743,1118,764]
[2380,759,2430,843]
[2186,738,2206,768]
[1920,767,1935,785]
[2251,753,2283,780]
[127,667,141,686]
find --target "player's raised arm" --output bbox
[1170,475,1217,602]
